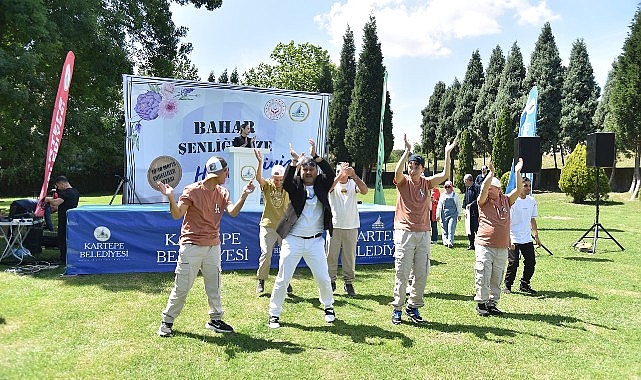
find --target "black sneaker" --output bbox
[256,279,265,293]
[486,303,503,315]
[268,315,280,329]
[205,319,234,333]
[344,283,356,297]
[503,285,512,294]
[476,302,490,317]
[287,283,293,294]
[324,307,336,323]
[519,284,537,294]
[331,281,336,292]
[157,322,173,337]
[405,307,424,323]
[391,309,402,325]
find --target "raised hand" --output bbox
[289,143,299,161]
[155,181,174,197]
[445,138,458,154]
[254,149,263,162]
[515,158,524,173]
[309,139,317,157]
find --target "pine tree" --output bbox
[455,129,474,191]
[207,71,216,82]
[383,90,394,163]
[328,26,356,163]
[472,45,505,159]
[492,42,526,143]
[230,68,239,84]
[438,79,461,180]
[420,81,447,172]
[218,69,229,83]
[453,50,484,134]
[492,108,514,177]
[560,39,600,149]
[346,16,386,177]
[524,22,564,167]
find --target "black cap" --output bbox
[408,154,425,167]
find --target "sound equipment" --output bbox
[586,132,615,168]
[514,136,541,173]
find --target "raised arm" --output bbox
[155,181,188,219]
[346,166,368,194]
[428,138,458,185]
[227,181,256,217]
[254,149,267,188]
[394,134,412,184]
[507,158,524,205]
[477,162,495,207]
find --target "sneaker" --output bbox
[157,322,173,337]
[503,285,512,294]
[268,315,280,329]
[519,284,537,294]
[287,283,293,294]
[205,319,234,333]
[256,279,265,293]
[405,307,424,323]
[486,303,503,315]
[331,281,336,292]
[324,307,336,323]
[391,309,402,325]
[476,302,490,317]
[344,283,356,297]
[466,245,474,251]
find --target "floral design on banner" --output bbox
[128,82,197,150]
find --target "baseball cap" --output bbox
[491,177,501,188]
[408,154,425,167]
[205,156,228,179]
[271,165,285,177]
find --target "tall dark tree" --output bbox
[317,62,334,94]
[455,129,474,191]
[593,63,621,187]
[345,16,386,179]
[383,90,394,163]
[420,81,446,173]
[453,50,485,134]
[218,68,229,83]
[492,42,526,146]
[472,45,505,158]
[230,68,239,84]
[524,22,564,167]
[437,79,460,179]
[560,39,600,150]
[492,108,514,177]
[610,7,641,199]
[207,70,216,82]
[328,26,356,164]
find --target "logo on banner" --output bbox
[94,226,111,241]
[264,99,286,120]
[289,101,309,122]
[240,165,256,181]
[356,214,394,257]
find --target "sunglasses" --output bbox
[301,162,316,168]
[445,185,452,189]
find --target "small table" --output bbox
[0,219,42,263]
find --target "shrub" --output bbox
[559,143,610,203]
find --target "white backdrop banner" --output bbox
[122,75,330,203]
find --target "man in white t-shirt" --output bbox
[326,162,368,296]
[504,176,542,295]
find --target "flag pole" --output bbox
[374,71,388,205]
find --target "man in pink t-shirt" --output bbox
[390,134,457,325]
[155,156,255,337]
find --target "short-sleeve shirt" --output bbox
[177,181,231,246]
[394,175,432,232]
[329,179,360,229]
[475,191,511,248]
[510,195,538,244]
[260,179,289,228]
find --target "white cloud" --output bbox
[315,0,560,59]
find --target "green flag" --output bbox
[374,71,388,205]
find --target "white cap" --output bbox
[205,156,227,178]
[271,165,285,177]
[491,177,501,188]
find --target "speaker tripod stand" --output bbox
[572,167,624,254]
[109,175,142,205]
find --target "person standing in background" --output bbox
[232,121,254,147]
[45,176,79,265]
[430,187,440,244]
[463,174,480,251]
[326,162,368,297]
[476,165,488,186]
[436,180,461,248]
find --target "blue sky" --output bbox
[170,1,638,149]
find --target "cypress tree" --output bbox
[218,69,229,84]
[472,45,505,159]
[455,129,474,191]
[383,90,394,163]
[420,81,447,173]
[493,42,526,145]
[230,68,239,84]
[492,108,514,177]
[453,50,484,134]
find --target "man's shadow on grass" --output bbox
[286,319,413,348]
[504,311,615,331]
[564,256,614,262]
[176,331,304,357]
[418,320,553,343]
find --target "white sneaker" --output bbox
[157,322,173,337]
[268,315,280,329]
[324,307,335,323]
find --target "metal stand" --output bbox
[109,175,142,205]
[572,167,624,254]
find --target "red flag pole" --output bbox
[35,51,75,217]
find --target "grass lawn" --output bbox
[1,190,640,379]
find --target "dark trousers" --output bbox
[504,242,536,287]
[430,220,438,242]
[467,214,479,247]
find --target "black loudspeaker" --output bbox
[586,132,615,168]
[514,136,541,173]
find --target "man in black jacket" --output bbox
[268,139,335,329]
[463,174,480,250]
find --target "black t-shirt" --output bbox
[57,187,80,227]
[232,135,253,147]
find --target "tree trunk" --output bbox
[560,144,565,166]
[552,145,558,169]
[630,142,641,200]
[432,154,438,177]
[361,164,369,185]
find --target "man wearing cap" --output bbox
[390,133,457,325]
[155,156,255,337]
[474,160,523,316]
[268,139,335,329]
[44,175,79,265]
[326,161,368,296]
[254,149,290,294]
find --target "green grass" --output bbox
[1,192,640,379]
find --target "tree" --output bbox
[455,129,474,191]
[230,68,239,84]
[218,69,229,83]
[492,108,514,177]
[420,81,446,173]
[472,45,505,158]
[437,79,460,179]
[524,23,564,167]
[453,50,484,134]
[383,90,394,163]
[560,39,600,150]
[559,143,610,203]
[610,7,641,199]
[207,71,216,82]
[345,16,386,179]
[242,41,335,92]
[328,26,356,164]
[492,42,526,148]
